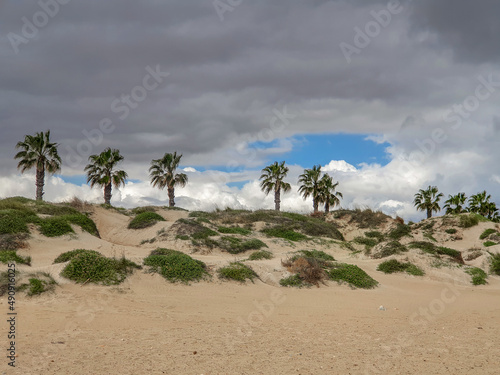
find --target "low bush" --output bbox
[460,214,480,228]
[0,234,29,250]
[262,226,308,241]
[18,273,57,296]
[290,249,335,262]
[281,257,327,286]
[38,217,74,237]
[143,249,208,283]
[445,228,457,234]
[388,223,411,240]
[354,236,378,249]
[280,274,309,288]
[484,241,496,247]
[377,259,425,276]
[480,228,497,240]
[218,226,251,235]
[0,251,31,265]
[373,241,408,259]
[490,253,500,276]
[248,250,273,260]
[465,267,487,285]
[54,249,101,264]
[365,231,385,241]
[218,262,257,282]
[128,212,165,229]
[218,237,268,254]
[327,263,378,289]
[409,241,464,263]
[61,253,140,285]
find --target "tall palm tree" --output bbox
[318,173,343,214]
[469,191,499,220]
[14,130,62,201]
[259,161,292,211]
[413,185,443,219]
[149,152,188,207]
[298,165,323,213]
[443,192,468,214]
[85,148,128,205]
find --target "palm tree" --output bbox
[443,192,468,214]
[85,148,128,205]
[14,130,62,201]
[298,165,323,213]
[413,185,443,219]
[259,161,292,211]
[318,173,343,214]
[469,191,499,220]
[149,152,188,207]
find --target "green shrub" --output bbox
[422,221,435,231]
[365,231,384,241]
[54,249,101,264]
[484,241,496,247]
[248,250,273,260]
[445,228,457,234]
[131,206,157,215]
[409,241,436,253]
[176,235,190,241]
[0,210,32,234]
[424,233,437,242]
[354,236,378,248]
[191,227,218,239]
[218,226,251,235]
[480,228,497,240]
[388,223,411,240]
[38,217,74,237]
[460,214,480,228]
[377,259,425,276]
[292,249,335,262]
[128,212,165,229]
[219,237,268,254]
[0,251,31,265]
[0,234,29,250]
[327,263,378,289]
[490,253,500,276]
[143,249,208,283]
[262,226,308,241]
[218,262,257,282]
[333,208,389,228]
[64,214,99,236]
[61,253,140,285]
[373,241,408,259]
[279,274,309,288]
[465,267,487,285]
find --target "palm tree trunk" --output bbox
[313,198,319,213]
[104,183,112,205]
[427,208,432,219]
[35,165,45,201]
[168,186,175,207]
[325,201,330,214]
[274,188,281,211]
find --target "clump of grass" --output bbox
[248,250,273,260]
[327,263,378,289]
[480,228,497,240]
[290,249,335,262]
[354,236,378,249]
[128,212,165,229]
[176,235,190,241]
[279,274,309,288]
[191,227,218,239]
[465,249,482,261]
[61,253,141,285]
[388,223,412,240]
[131,206,157,215]
[423,233,437,242]
[0,209,36,234]
[490,253,500,276]
[365,231,385,241]
[53,249,101,264]
[409,241,464,264]
[377,259,425,276]
[172,218,217,240]
[218,262,258,282]
[218,226,252,235]
[18,272,57,296]
[0,251,31,265]
[484,241,496,247]
[143,249,208,283]
[262,226,308,241]
[460,214,480,228]
[281,257,328,287]
[445,228,457,234]
[219,237,268,254]
[333,208,389,228]
[465,267,487,285]
[38,217,74,237]
[373,241,408,259]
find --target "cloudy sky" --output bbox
[1,0,499,221]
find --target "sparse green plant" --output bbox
[0,233,29,250]
[490,253,500,275]
[354,236,378,249]
[54,249,101,263]
[373,241,408,259]
[143,249,208,283]
[217,226,252,235]
[0,251,31,265]
[377,259,425,276]
[423,233,437,242]
[388,223,412,240]
[365,231,384,241]
[128,212,165,229]
[262,226,308,241]
[480,228,497,240]
[445,228,457,234]
[248,250,273,260]
[19,273,57,296]
[38,217,74,237]
[176,235,189,241]
[484,241,496,247]
[219,237,268,254]
[279,274,309,288]
[218,262,257,282]
[291,249,335,262]
[465,267,487,285]
[459,214,480,228]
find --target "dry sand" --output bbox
[1,208,500,375]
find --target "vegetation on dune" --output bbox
[54,249,101,264]
[290,249,335,262]
[459,214,480,228]
[218,237,268,254]
[61,252,141,285]
[14,130,62,201]
[445,228,457,234]
[465,267,488,285]
[0,234,29,251]
[388,223,412,240]
[332,208,389,228]
[373,241,408,259]
[0,251,31,265]
[480,228,498,240]
[353,236,378,250]
[17,272,57,296]
[490,253,500,276]
[280,274,309,288]
[377,259,425,276]
[128,212,166,229]
[149,151,188,208]
[218,262,258,282]
[248,250,273,260]
[143,248,208,283]
[85,148,128,205]
[409,241,464,264]
[484,241,496,247]
[262,226,308,241]
[327,264,379,289]
[259,161,292,212]
[217,226,252,235]
[172,218,217,240]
